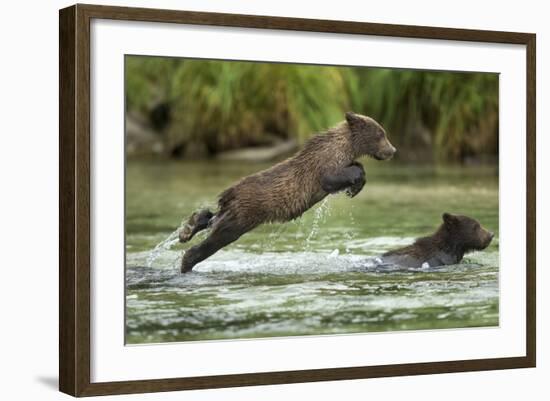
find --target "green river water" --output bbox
[125,160,499,344]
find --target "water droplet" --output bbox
[304,198,331,251]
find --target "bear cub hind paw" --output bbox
[179,210,213,243]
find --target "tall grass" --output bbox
[361,69,498,162]
[125,56,498,163]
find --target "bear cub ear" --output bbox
[345,111,357,120]
[345,111,366,130]
[442,212,457,226]
[346,111,361,123]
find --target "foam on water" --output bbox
[129,246,496,280]
[125,246,499,343]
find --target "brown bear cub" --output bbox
[382,213,494,268]
[179,112,396,272]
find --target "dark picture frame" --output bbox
[59,3,536,397]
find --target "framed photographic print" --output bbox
[59,3,536,397]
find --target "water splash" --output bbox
[304,198,331,250]
[146,203,215,268]
[146,230,179,268]
[146,227,182,268]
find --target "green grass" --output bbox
[125,56,498,162]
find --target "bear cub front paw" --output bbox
[345,162,366,197]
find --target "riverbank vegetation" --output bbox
[125,56,498,163]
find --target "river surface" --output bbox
[125,160,499,344]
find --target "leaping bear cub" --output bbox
[178,112,396,272]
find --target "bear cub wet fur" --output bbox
[382,213,494,268]
[179,112,396,272]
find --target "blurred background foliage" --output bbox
[125,56,498,164]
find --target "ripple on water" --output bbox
[125,243,499,344]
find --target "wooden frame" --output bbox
[59,3,536,397]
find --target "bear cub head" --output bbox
[442,212,494,253]
[345,111,396,160]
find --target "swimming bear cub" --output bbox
[179,112,396,272]
[382,213,494,268]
